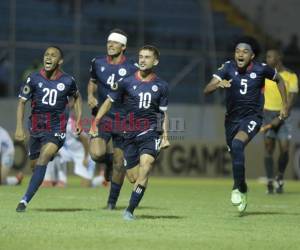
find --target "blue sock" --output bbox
[127,184,146,214]
[107,182,122,206]
[21,164,47,203]
[231,139,247,193]
[104,153,113,181]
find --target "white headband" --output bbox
[236,43,253,53]
[107,33,127,45]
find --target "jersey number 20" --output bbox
[42,88,57,106]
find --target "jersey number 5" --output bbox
[42,88,57,106]
[240,79,248,95]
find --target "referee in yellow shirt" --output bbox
[263,48,298,194]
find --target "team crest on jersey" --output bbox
[133,85,137,90]
[57,83,65,91]
[118,68,127,76]
[152,85,158,92]
[101,66,105,72]
[38,82,43,88]
[250,72,257,79]
[23,85,31,94]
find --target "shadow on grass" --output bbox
[240,211,300,217]
[138,214,185,220]
[104,206,166,211]
[33,208,94,212]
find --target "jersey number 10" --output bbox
[138,92,151,109]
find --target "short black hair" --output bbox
[109,28,128,38]
[47,46,64,58]
[266,47,283,57]
[139,45,160,59]
[233,36,261,57]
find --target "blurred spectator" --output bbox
[21,59,43,82]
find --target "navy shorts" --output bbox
[225,115,262,150]
[123,130,161,169]
[93,116,124,149]
[28,132,66,160]
[263,110,292,140]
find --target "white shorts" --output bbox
[59,147,95,180]
[1,151,14,169]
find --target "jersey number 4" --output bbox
[42,88,58,106]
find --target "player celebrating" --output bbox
[88,29,138,209]
[262,48,298,194]
[204,37,288,214]
[15,46,82,212]
[90,45,170,220]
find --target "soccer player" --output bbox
[0,126,23,185]
[88,29,138,209]
[203,37,288,214]
[262,48,298,194]
[14,46,82,212]
[90,45,170,220]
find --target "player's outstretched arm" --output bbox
[274,74,288,119]
[160,111,170,149]
[87,79,98,109]
[203,77,231,95]
[15,99,26,142]
[89,98,112,136]
[73,92,83,134]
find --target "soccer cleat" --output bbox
[275,177,284,194]
[266,181,274,194]
[237,192,247,214]
[123,210,136,221]
[16,201,27,212]
[231,189,242,206]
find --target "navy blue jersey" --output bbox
[18,69,78,134]
[108,72,168,136]
[90,56,138,118]
[213,60,277,121]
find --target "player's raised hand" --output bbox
[14,128,26,142]
[88,94,98,109]
[218,79,232,88]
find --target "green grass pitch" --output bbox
[1,177,300,250]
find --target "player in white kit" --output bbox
[42,117,101,187]
[0,126,23,185]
